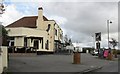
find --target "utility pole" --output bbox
[92,35,94,49]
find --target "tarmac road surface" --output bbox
[7,53,118,72]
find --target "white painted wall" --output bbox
[0,46,8,74]
[66,45,74,50]
[15,37,24,47]
[1,46,8,68]
[0,52,3,74]
[74,47,83,52]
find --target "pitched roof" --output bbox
[6,16,49,28]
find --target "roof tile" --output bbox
[6,16,49,28]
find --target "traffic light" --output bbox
[95,32,101,41]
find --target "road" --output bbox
[85,55,119,74]
[95,60,118,72]
[93,55,119,72]
[7,53,118,72]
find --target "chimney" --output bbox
[38,7,43,10]
[37,7,44,29]
[38,7,43,20]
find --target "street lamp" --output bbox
[107,20,113,60]
[107,20,112,49]
[92,35,94,49]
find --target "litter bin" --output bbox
[73,52,80,64]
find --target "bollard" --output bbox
[114,49,117,58]
[107,53,113,60]
[73,52,80,64]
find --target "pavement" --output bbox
[7,53,118,73]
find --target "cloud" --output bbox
[48,16,68,36]
[0,4,24,26]
[3,0,119,2]
[42,2,118,48]
[48,15,67,25]
[45,2,118,48]
[1,1,118,48]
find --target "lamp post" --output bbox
[107,20,112,49]
[107,20,112,60]
[92,35,94,49]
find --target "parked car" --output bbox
[91,50,98,56]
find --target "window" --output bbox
[34,40,39,49]
[60,34,63,39]
[55,29,57,36]
[11,41,14,46]
[46,24,51,32]
[45,40,49,50]
[42,38,43,49]
[54,23,56,26]
[8,37,14,46]
[24,37,27,47]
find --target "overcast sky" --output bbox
[0,0,119,49]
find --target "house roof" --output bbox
[6,16,49,28]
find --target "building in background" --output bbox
[5,7,63,54]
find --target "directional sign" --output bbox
[95,32,101,41]
[96,42,100,49]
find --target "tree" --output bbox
[64,34,68,46]
[0,25,8,46]
[0,1,7,46]
[64,35,73,46]
[0,1,5,14]
[109,38,118,58]
[109,38,118,49]
[68,38,73,46]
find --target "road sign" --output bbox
[95,32,101,41]
[96,42,100,49]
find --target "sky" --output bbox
[0,0,119,49]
